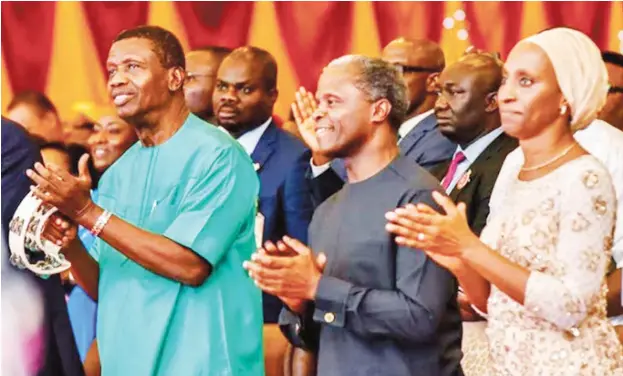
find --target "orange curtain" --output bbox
[82,2,149,74]
[2,1,621,120]
[1,2,56,92]
[463,2,524,58]
[175,2,254,50]
[542,1,612,48]
[373,2,445,47]
[274,2,354,91]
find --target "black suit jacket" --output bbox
[1,118,84,376]
[431,132,519,236]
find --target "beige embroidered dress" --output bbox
[479,155,623,375]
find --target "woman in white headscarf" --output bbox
[386,27,623,375]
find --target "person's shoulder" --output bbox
[389,156,441,191]
[1,118,35,150]
[578,119,623,144]
[563,155,613,196]
[577,119,623,164]
[178,114,251,164]
[567,154,611,175]
[182,114,239,149]
[273,125,308,154]
[1,117,41,167]
[106,140,141,168]
[2,117,25,138]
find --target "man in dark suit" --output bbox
[212,46,314,373]
[1,117,84,376]
[383,37,457,168]
[297,38,456,205]
[427,53,517,374]
[431,53,517,236]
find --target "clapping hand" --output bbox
[42,214,78,248]
[385,191,481,272]
[26,154,94,222]
[244,236,327,313]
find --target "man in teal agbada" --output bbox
[27,26,264,375]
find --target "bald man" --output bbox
[381,38,456,168]
[430,53,518,375]
[184,46,232,124]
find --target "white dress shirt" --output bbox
[233,118,272,155]
[444,128,504,194]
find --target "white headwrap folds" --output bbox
[520,27,609,131]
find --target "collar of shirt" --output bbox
[445,127,504,194]
[456,127,505,164]
[398,109,435,140]
[221,118,272,155]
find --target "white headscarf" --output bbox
[520,27,609,131]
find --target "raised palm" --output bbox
[291,87,320,152]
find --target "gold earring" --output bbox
[560,105,568,116]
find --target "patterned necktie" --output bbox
[442,151,466,190]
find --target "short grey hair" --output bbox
[328,55,408,131]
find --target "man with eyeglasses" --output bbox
[600,51,623,131]
[184,46,232,124]
[381,37,456,168]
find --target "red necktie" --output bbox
[442,151,466,190]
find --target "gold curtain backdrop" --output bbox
[1,1,622,121]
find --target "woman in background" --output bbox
[66,105,137,371]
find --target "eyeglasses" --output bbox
[393,64,440,75]
[608,85,623,94]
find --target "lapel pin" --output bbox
[253,163,261,172]
[456,169,472,190]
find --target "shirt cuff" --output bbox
[459,286,488,319]
[313,275,352,328]
[309,158,331,178]
[524,271,548,316]
[470,304,489,319]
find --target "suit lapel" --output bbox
[449,170,475,201]
[448,132,512,199]
[250,122,277,174]
[399,113,437,155]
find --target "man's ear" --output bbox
[168,67,185,91]
[426,72,440,93]
[370,98,392,124]
[485,92,498,113]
